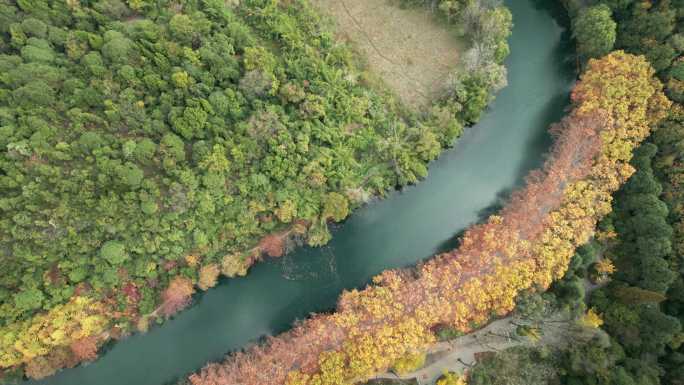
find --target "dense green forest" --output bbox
[0,0,512,379]
[0,0,458,325]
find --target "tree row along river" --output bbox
[29,1,575,384]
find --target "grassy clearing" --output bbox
[311,0,464,109]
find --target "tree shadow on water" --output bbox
[529,0,572,28]
[433,187,515,255]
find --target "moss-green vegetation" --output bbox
[468,346,559,385]
[570,144,683,385]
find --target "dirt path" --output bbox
[372,277,607,385]
[372,318,523,384]
[372,315,572,384]
[310,0,464,108]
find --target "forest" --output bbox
[185,0,684,383]
[2,0,682,384]
[0,0,513,380]
[461,1,684,385]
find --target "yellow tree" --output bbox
[580,308,604,329]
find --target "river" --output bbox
[30,1,574,384]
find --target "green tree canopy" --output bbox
[572,4,617,59]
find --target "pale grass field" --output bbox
[311,0,464,109]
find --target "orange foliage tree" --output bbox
[198,264,221,291]
[259,234,286,258]
[188,52,669,385]
[161,277,195,317]
[69,336,99,362]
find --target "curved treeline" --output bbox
[0,0,513,380]
[188,52,669,385]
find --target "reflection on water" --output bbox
[281,246,339,283]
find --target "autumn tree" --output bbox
[161,277,195,317]
[69,336,99,362]
[198,264,220,291]
[259,234,286,258]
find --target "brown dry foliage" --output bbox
[161,276,195,317]
[259,234,286,257]
[198,264,221,291]
[69,336,99,361]
[24,356,57,380]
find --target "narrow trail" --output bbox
[375,280,606,384]
[373,318,521,384]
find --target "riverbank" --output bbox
[0,0,511,381]
[20,1,574,384]
[188,51,668,385]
